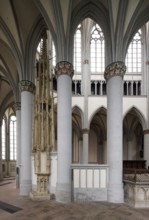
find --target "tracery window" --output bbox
[9,115,16,160]
[125,29,142,73]
[2,117,6,160]
[74,24,81,72]
[90,24,105,73]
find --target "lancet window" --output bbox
[9,115,16,160]
[2,117,6,160]
[90,24,105,73]
[74,24,82,72]
[125,29,142,73]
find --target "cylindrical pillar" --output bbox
[14,102,21,188]
[55,61,74,202]
[104,61,126,203]
[79,137,83,163]
[19,80,35,196]
[0,120,3,181]
[144,130,149,168]
[82,129,89,164]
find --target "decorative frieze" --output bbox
[55,61,74,78]
[19,80,35,93]
[104,61,126,81]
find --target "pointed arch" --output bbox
[72,105,83,133]
[123,106,146,130]
[69,1,111,64]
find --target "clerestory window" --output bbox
[74,24,81,72]
[125,29,142,73]
[90,24,105,73]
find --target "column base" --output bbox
[56,183,72,203]
[108,184,124,203]
[20,180,32,196]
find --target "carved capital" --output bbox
[83,59,89,64]
[19,80,35,93]
[14,102,21,111]
[104,61,126,81]
[55,61,74,78]
[82,129,89,134]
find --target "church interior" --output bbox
[1,0,149,215]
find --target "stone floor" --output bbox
[1,179,149,219]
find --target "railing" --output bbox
[71,164,109,201]
[53,78,142,96]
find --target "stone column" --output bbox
[104,61,126,203]
[79,137,83,164]
[14,102,21,188]
[82,129,89,164]
[0,120,3,181]
[55,61,74,202]
[144,130,149,168]
[19,80,35,196]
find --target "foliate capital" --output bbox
[19,80,35,93]
[55,61,74,78]
[14,102,21,111]
[104,61,126,81]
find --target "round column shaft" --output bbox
[82,129,89,164]
[19,80,35,196]
[0,121,2,181]
[104,61,126,203]
[55,61,74,202]
[144,130,149,168]
[14,102,21,188]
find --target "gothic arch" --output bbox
[123,3,149,59]
[72,105,83,135]
[123,106,146,130]
[69,1,111,64]
[24,17,48,82]
[123,107,144,160]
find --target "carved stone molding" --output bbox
[55,61,74,78]
[104,61,126,81]
[83,59,89,64]
[19,80,35,93]
[14,102,21,111]
[82,128,89,134]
